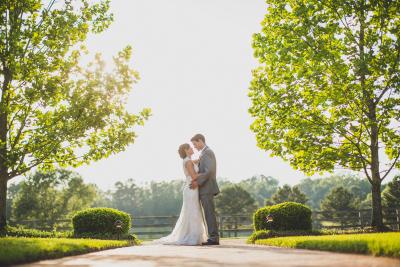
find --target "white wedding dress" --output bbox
[151,157,208,245]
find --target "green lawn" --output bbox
[0,237,131,266]
[255,232,400,258]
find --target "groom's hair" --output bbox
[191,134,205,143]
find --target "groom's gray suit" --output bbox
[197,146,220,243]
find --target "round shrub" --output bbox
[72,208,131,236]
[253,202,312,231]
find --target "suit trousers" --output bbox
[200,194,219,242]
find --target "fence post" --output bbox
[219,216,224,238]
[396,209,400,231]
[358,211,363,229]
[234,217,238,238]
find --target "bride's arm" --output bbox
[185,161,199,180]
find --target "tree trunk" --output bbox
[0,67,11,231]
[0,108,7,231]
[369,108,385,230]
[370,178,384,229]
[0,108,8,230]
[0,177,7,230]
[369,100,385,230]
[357,0,385,231]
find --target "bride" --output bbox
[151,143,208,245]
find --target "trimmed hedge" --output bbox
[72,208,131,237]
[75,232,140,243]
[0,226,72,239]
[253,202,312,231]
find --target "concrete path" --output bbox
[19,239,400,267]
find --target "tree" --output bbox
[249,0,400,230]
[217,179,234,190]
[219,175,279,207]
[6,182,20,220]
[140,180,184,216]
[321,186,357,211]
[237,175,279,207]
[12,169,97,228]
[0,0,151,229]
[359,192,373,209]
[268,184,292,205]
[320,186,357,225]
[90,186,113,208]
[267,184,308,205]
[110,179,145,216]
[216,185,256,215]
[297,174,371,209]
[382,175,400,210]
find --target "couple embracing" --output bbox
[152,134,220,246]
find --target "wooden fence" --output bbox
[312,208,400,231]
[126,215,253,239]
[9,215,254,239]
[9,207,400,239]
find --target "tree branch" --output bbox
[21,0,57,59]
[274,102,372,180]
[375,44,400,104]
[381,151,400,180]
[322,1,360,47]
[10,102,33,149]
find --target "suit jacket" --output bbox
[197,146,220,196]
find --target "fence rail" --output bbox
[311,208,400,231]
[128,214,253,238]
[9,207,400,239]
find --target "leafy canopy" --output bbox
[320,186,357,212]
[297,174,370,209]
[216,185,256,215]
[266,184,308,205]
[249,0,400,180]
[0,0,151,179]
[12,169,97,228]
[382,175,400,209]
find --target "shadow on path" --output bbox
[19,239,400,267]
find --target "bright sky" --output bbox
[69,0,394,190]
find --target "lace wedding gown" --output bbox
[151,157,208,245]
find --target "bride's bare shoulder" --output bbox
[184,159,194,167]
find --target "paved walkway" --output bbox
[20,239,400,267]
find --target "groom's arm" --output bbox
[196,151,215,186]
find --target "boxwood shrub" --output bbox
[72,208,131,237]
[1,226,72,238]
[253,202,312,231]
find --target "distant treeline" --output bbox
[6,169,400,229]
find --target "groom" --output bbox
[190,134,220,245]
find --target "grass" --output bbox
[247,230,324,244]
[255,232,400,258]
[0,237,131,266]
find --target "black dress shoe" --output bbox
[201,239,220,246]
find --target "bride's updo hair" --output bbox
[178,143,190,159]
